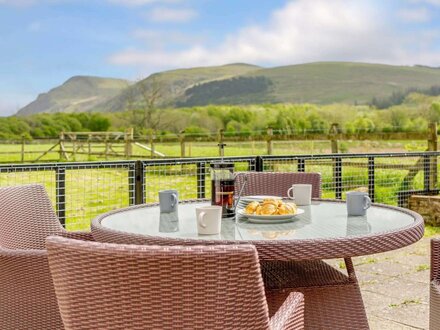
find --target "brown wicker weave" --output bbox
[431,238,440,329]
[92,199,423,330]
[0,184,94,330]
[235,172,322,198]
[46,236,305,330]
[236,172,367,328]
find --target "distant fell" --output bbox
[177,62,440,106]
[16,62,440,115]
[17,76,129,115]
[97,63,261,112]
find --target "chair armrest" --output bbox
[432,239,440,281]
[59,230,95,241]
[269,292,304,330]
[0,246,47,258]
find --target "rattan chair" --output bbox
[236,172,369,329]
[0,184,94,330]
[234,172,322,198]
[431,238,440,329]
[46,236,305,330]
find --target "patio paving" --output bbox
[329,235,437,330]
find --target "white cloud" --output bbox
[145,7,197,23]
[398,7,431,22]
[109,0,440,71]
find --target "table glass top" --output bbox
[101,201,416,241]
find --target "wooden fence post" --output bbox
[179,130,186,158]
[87,134,92,160]
[21,135,25,163]
[150,132,155,158]
[329,123,340,154]
[218,129,225,157]
[59,132,65,161]
[267,127,273,155]
[428,122,438,189]
[124,128,134,158]
[72,133,77,161]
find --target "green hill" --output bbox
[96,63,261,112]
[16,62,440,115]
[17,76,130,115]
[177,62,440,106]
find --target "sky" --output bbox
[0,0,440,116]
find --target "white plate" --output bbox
[241,195,280,201]
[238,208,304,224]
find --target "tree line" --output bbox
[1,92,440,140]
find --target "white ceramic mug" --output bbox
[287,184,312,206]
[346,191,371,216]
[196,206,222,235]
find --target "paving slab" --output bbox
[356,235,437,329]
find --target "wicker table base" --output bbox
[262,259,368,329]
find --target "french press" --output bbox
[210,162,235,218]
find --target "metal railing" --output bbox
[1,152,438,230]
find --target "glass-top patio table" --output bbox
[93,199,424,261]
[91,199,424,329]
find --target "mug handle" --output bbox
[198,212,207,228]
[287,187,295,200]
[364,196,372,210]
[171,193,178,207]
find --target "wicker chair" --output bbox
[431,238,440,329]
[46,236,305,330]
[0,184,94,330]
[234,172,322,198]
[236,172,369,329]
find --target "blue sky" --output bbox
[0,0,440,116]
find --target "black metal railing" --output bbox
[1,151,439,229]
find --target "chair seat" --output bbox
[262,260,350,289]
[262,260,369,330]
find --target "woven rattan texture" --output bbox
[0,184,64,250]
[431,239,440,329]
[0,184,94,330]
[235,172,322,198]
[262,258,368,330]
[46,236,305,330]
[92,199,424,261]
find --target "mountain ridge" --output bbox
[16,62,440,115]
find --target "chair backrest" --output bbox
[235,172,321,198]
[0,184,63,249]
[46,236,272,330]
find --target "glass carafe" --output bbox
[210,162,235,218]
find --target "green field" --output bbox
[0,138,430,164]
[0,146,429,231]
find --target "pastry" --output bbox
[245,201,259,214]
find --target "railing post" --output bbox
[132,161,145,205]
[255,156,264,172]
[428,122,438,190]
[55,167,66,226]
[297,158,305,172]
[368,156,375,202]
[196,162,206,199]
[334,157,342,199]
[424,155,431,192]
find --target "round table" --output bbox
[94,199,424,261]
[92,199,424,330]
